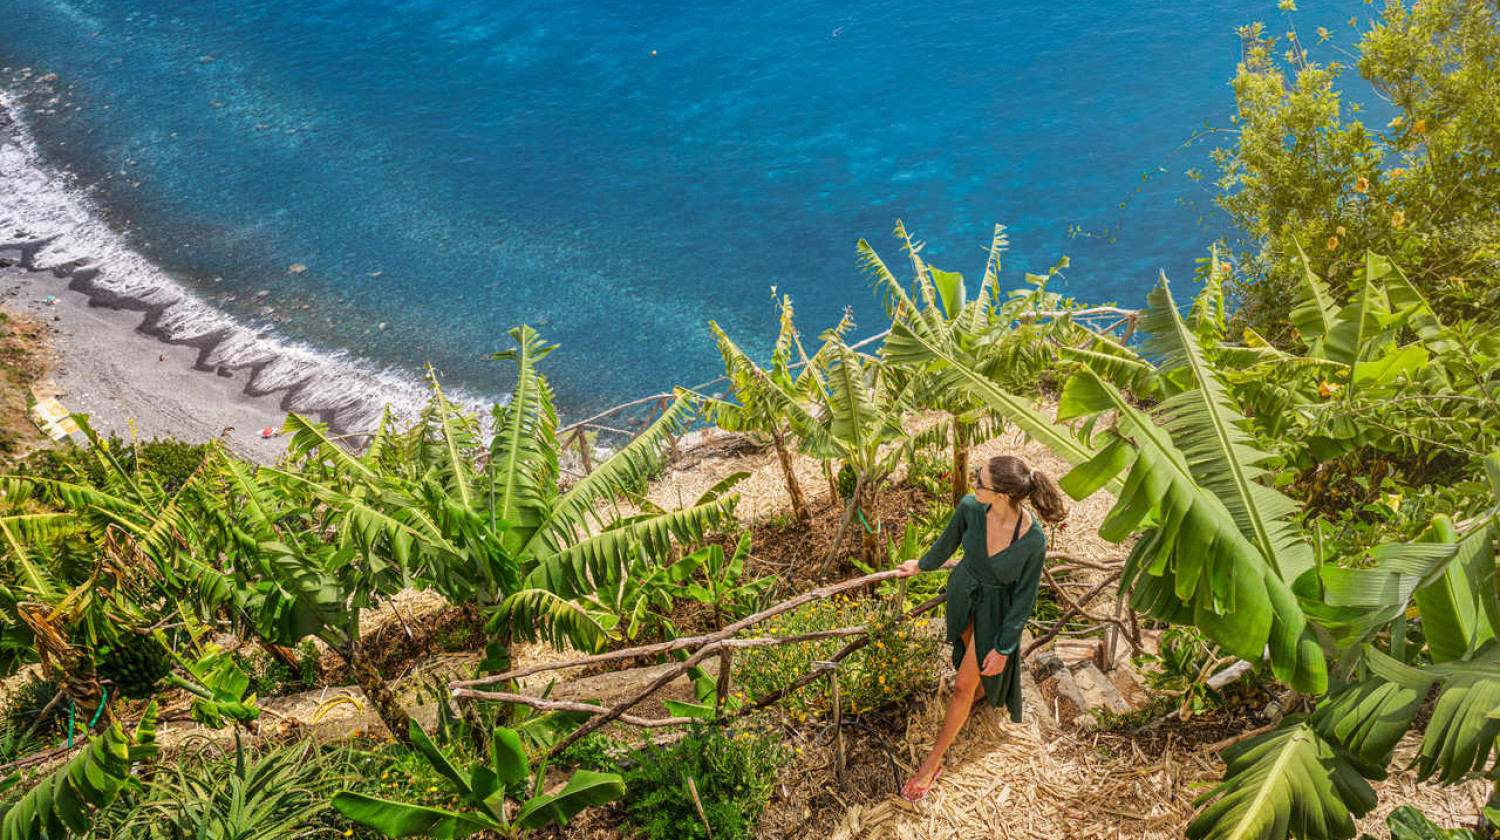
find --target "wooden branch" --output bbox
[1024,570,1122,656]
[730,593,947,719]
[537,570,905,758]
[1045,551,1124,572]
[452,574,896,690]
[449,690,700,728]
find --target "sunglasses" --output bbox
[972,469,996,492]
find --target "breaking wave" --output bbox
[0,88,494,436]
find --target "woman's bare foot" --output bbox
[900,763,944,802]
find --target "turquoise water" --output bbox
[0,0,1370,416]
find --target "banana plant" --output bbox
[0,701,159,840]
[680,533,774,631]
[332,719,624,839]
[861,221,1014,505]
[704,295,815,525]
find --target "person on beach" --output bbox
[893,454,1067,802]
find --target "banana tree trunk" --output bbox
[950,420,969,507]
[771,427,809,526]
[857,482,882,570]
[824,461,840,504]
[345,643,413,745]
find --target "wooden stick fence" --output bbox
[451,556,1131,758]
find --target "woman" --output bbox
[894,454,1067,802]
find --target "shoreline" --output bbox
[0,85,490,462]
[0,261,292,463]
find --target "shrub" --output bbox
[620,727,789,840]
[734,594,939,722]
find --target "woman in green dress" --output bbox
[894,454,1067,802]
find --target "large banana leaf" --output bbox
[514,770,626,829]
[488,325,560,554]
[1058,369,1325,690]
[1187,723,1375,840]
[330,793,496,839]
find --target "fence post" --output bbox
[573,427,593,473]
[716,648,733,714]
[658,396,680,461]
[816,660,846,786]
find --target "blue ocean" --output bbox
[0,0,1372,419]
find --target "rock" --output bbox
[1037,669,1091,726]
[1030,651,1066,681]
[1108,666,1152,709]
[288,263,306,274]
[254,290,269,298]
[1071,663,1132,714]
[377,322,387,330]
[39,73,59,83]
[1053,638,1105,669]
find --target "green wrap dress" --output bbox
[917,494,1047,723]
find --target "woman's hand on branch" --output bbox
[980,650,1007,676]
[895,559,921,577]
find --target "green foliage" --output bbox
[0,678,66,763]
[332,719,624,839]
[734,594,938,722]
[1363,805,1487,840]
[0,702,159,840]
[619,727,789,840]
[1214,0,1500,338]
[100,737,332,840]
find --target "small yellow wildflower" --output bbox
[1325,236,1339,251]
[1353,176,1369,194]
[1335,225,1346,236]
[1391,210,1406,227]
[427,786,440,793]
[1388,168,1406,179]
[344,832,354,838]
[1318,381,1342,399]
[1413,118,1429,134]
[1388,115,1404,129]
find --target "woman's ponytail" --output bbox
[984,455,1069,524]
[1025,469,1068,524]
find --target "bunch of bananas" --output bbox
[96,636,172,700]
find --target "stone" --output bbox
[39,73,59,83]
[1037,669,1091,726]
[1071,663,1132,714]
[288,263,307,274]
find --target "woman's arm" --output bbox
[993,545,1046,656]
[916,503,968,572]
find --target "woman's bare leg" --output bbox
[903,625,982,797]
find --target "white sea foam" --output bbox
[0,88,498,435]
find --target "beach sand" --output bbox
[1,263,291,463]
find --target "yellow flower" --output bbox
[1353,176,1369,194]
[1335,225,1346,236]
[1325,236,1339,251]
[1318,381,1342,399]
[344,832,354,838]
[1388,168,1406,179]
[1391,210,1406,227]
[1413,118,1429,134]
[427,786,440,793]
[1388,116,1404,129]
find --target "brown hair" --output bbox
[983,455,1068,524]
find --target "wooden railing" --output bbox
[450,551,1134,762]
